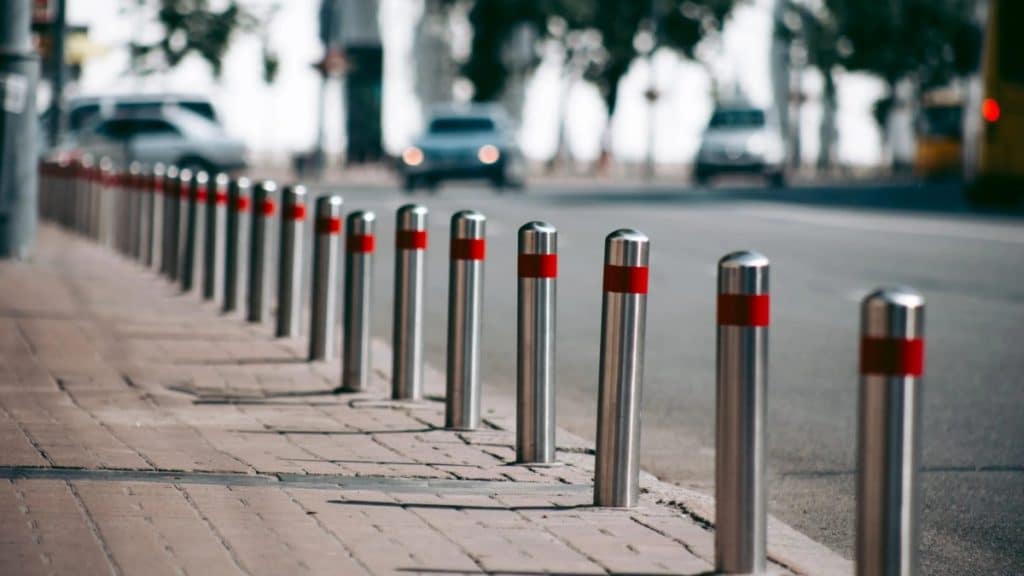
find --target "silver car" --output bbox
[695,105,786,187]
[62,107,247,174]
[399,106,526,191]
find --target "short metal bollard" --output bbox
[391,204,428,400]
[146,162,165,268]
[180,171,208,292]
[517,221,558,464]
[715,250,770,574]
[308,195,343,361]
[202,173,229,301]
[127,162,142,259]
[275,185,308,337]
[445,211,486,430]
[856,287,925,576]
[223,177,251,313]
[247,180,277,323]
[341,211,376,392]
[594,229,650,508]
[161,166,180,278]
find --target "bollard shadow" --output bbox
[395,565,716,569]
[327,499,592,513]
[231,427,436,435]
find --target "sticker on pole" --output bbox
[1,74,28,115]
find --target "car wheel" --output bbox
[694,169,711,188]
[403,175,417,193]
[768,171,786,189]
[425,177,441,194]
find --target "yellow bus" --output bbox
[965,0,1024,204]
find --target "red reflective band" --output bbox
[290,203,306,220]
[396,230,428,250]
[860,337,924,377]
[603,265,649,294]
[235,196,251,212]
[261,199,275,216]
[179,187,190,198]
[451,238,485,260]
[348,234,375,253]
[717,294,770,327]
[317,217,342,235]
[215,191,228,205]
[518,254,558,278]
[196,186,208,202]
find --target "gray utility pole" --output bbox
[0,0,40,259]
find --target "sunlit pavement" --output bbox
[310,177,1024,576]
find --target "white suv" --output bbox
[695,106,786,188]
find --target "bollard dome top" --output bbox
[519,221,557,254]
[452,210,486,238]
[348,210,376,223]
[861,286,924,339]
[129,161,142,174]
[718,250,769,295]
[288,184,308,197]
[234,176,250,189]
[179,168,193,181]
[153,163,166,176]
[398,203,428,216]
[259,180,278,193]
[604,229,649,267]
[195,171,209,183]
[215,173,230,186]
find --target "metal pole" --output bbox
[138,165,152,264]
[275,185,307,337]
[856,287,924,576]
[180,171,206,291]
[247,180,277,323]
[341,210,376,392]
[715,250,770,574]
[127,162,141,259]
[445,210,486,430]
[594,229,649,507]
[0,0,39,259]
[308,194,342,360]
[202,173,228,301]
[223,177,251,313]
[160,166,177,276]
[391,204,428,400]
[516,221,557,464]
[145,163,165,269]
[169,168,190,281]
[77,156,93,238]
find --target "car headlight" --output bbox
[402,146,424,167]
[477,144,500,165]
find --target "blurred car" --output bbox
[60,107,247,174]
[399,106,526,190]
[695,105,786,187]
[42,93,221,138]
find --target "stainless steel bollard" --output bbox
[247,180,277,323]
[308,195,343,360]
[594,229,650,507]
[223,177,251,313]
[180,171,207,292]
[856,287,925,576]
[161,166,179,277]
[146,163,165,269]
[391,204,428,400]
[341,211,376,392]
[445,211,486,430]
[169,168,190,281]
[202,173,229,301]
[275,185,308,337]
[127,162,142,259]
[715,251,770,574]
[516,222,558,464]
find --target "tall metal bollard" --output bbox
[445,211,486,430]
[391,204,428,400]
[247,180,277,323]
[202,173,229,301]
[275,185,307,337]
[856,287,925,576]
[161,166,180,277]
[308,195,343,360]
[594,229,650,507]
[223,177,251,313]
[715,251,770,574]
[516,222,558,464]
[341,211,376,392]
[180,171,207,291]
[146,163,165,269]
[127,162,142,259]
[169,168,190,281]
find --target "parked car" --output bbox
[695,105,786,187]
[42,93,222,138]
[60,107,247,174]
[399,106,526,191]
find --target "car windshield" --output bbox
[709,109,766,129]
[429,117,496,134]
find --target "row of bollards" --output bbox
[37,158,925,575]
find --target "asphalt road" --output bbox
[311,178,1024,575]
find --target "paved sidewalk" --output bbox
[0,226,850,575]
